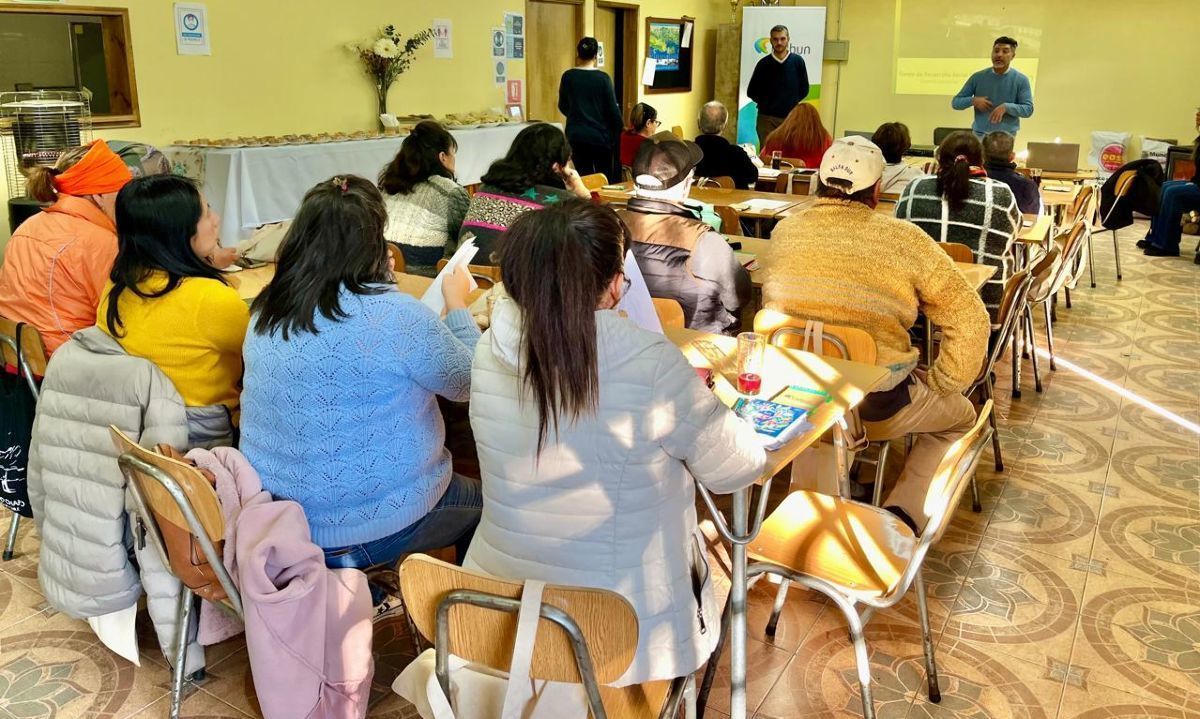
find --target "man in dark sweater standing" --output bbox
[558,37,623,182]
[747,25,809,148]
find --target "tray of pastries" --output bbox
[173,129,409,148]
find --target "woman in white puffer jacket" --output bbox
[465,199,767,686]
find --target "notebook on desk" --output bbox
[1027,142,1081,173]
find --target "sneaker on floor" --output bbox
[1143,245,1180,257]
[1135,238,1150,249]
[373,592,407,624]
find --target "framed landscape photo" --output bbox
[644,17,693,94]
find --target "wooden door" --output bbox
[525,0,583,123]
[595,2,638,127]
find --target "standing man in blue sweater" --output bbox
[951,36,1034,138]
[747,25,809,148]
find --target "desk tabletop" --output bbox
[231,265,472,304]
[599,182,803,218]
[666,327,889,478]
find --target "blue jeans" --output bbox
[1147,181,1200,253]
[323,473,482,572]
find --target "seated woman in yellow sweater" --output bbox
[98,174,248,424]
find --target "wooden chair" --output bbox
[878,191,902,204]
[1024,221,1087,389]
[581,173,609,192]
[697,175,734,189]
[939,242,975,263]
[399,554,690,718]
[1095,171,1135,281]
[713,205,741,236]
[386,241,407,274]
[651,298,685,331]
[110,426,243,719]
[436,258,501,290]
[966,270,1032,471]
[1020,246,1061,394]
[700,402,994,719]
[0,317,47,561]
[669,125,683,139]
[922,160,938,175]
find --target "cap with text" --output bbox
[818,136,884,194]
[632,131,704,190]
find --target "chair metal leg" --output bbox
[3,511,19,561]
[765,579,790,638]
[1043,301,1057,371]
[696,596,731,719]
[1112,229,1122,281]
[915,573,941,703]
[684,674,697,719]
[1064,286,1071,308]
[985,380,1004,472]
[1011,314,1022,399]
[1025,308,1043,393]
[1087,232,1096,288]
[871,441,890,507]
[847,615,876,719]
[169,587,195,719]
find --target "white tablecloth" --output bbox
[190,123,535,243]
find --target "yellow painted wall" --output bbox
[830,0,1200,160]
[0,0,727,248]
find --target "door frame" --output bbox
[594,0,639,124]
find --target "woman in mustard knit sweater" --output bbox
[98,175,249,422]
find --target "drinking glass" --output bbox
[736,332,765,395]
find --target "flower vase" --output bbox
[376,82,390,128]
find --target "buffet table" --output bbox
[173,122,536,243]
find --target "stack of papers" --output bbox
[421,236,479,314]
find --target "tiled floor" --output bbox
[1,221,1197,718]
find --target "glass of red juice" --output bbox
[736,332,765,395]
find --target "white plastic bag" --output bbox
[1140,137,1172,170]
[1089,131,1130,181]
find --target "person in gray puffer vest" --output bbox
[26,325,234,676]
[616,132,751,336]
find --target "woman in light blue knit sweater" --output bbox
[241,175,481,574]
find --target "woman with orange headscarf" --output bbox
[759,102,832,170]
[0,141,136,355]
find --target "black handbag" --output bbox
[0,324,37,518]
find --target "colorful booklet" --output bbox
[731,398,811,450]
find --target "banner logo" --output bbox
[754,38,771,54]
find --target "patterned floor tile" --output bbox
[1058,681,1200,719]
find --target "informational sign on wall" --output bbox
[737,6,826,147]
[174,2,211,56]
[432,19,452,59]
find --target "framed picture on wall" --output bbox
[644,17,693,94]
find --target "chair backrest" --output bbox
[651,297,685,330]
[0,315,48,395]
[940,242,975,263]
[436,259,501,289]
[1068,184,1094,224]
[669,125,683,139]
[385,242,407,274]
[754,308,878,364]
[713,205,740,233]
[970,269,1033,390]
[922,160,938,175]
[1025,245,1062,304]
[399,554,638,685]
[1046,220,1090,297]
[697,175,734,189]
[581,173,608,191]
[108,425,242,616]
[1112,169,1138,199]
[878,191,902,204]
[905,399,993,561]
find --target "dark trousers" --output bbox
[756,113,785,149]
[1146,180,1200,253]
[571,140,617,183]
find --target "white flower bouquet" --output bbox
[349,25,434,116]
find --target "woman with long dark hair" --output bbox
[759,102,832,169]
[619,102,660,169]
[464,199,765,685]
[379,120,469,276]
[98,174,248,418]
[449,122,591,264]
[895,131,1020,316]
[241,175,481,585]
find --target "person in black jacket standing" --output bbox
[558,37,623,182]
[747,25,809,148]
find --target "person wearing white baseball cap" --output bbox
[762,136,989,534]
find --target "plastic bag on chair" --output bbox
[393,580,590,719]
